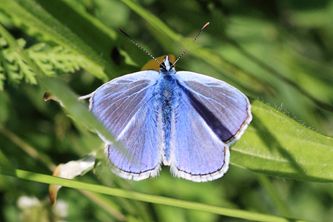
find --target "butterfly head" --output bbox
[160,56,175,74]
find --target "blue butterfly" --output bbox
[87,55,252,182]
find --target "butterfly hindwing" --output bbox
[89,71,163,180]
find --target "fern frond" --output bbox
[0,36,84,89]
[27,43,82,76]
[0,37,36,86]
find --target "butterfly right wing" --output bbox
[89,71,163,180]
[168,71,251,182]
[175,71,252,144]
[168,86,230,182]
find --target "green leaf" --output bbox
[0,168,304,222]
[232,101,333,182]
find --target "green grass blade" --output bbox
[38,75,116,145]
[258,175,292,217]
[0,167,305,222]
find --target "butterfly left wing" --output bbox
[89,71,163,180]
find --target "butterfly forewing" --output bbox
[175,71,252,144]
[90,71,159,139]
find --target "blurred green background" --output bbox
[1,0,333,221]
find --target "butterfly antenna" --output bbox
[173,22,210,66]
[118,28,163,67]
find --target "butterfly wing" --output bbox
[89,71,163,180]
[168,71,251,182]
[169,86,230,182]
[175,71,252,144]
